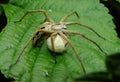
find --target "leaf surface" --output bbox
[0,0,120,82]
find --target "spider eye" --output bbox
[41,27,45,29]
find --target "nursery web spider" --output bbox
[11,10,107,74]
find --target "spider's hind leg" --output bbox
[9,34,34,68]
[58,32,86,74]
[9,29,53,68]
[63,30,107,56]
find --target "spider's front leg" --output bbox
[14,10,54,23]
[60,11,79,22]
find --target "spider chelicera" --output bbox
[11,10,107,74]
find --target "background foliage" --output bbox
[0,0,120,82]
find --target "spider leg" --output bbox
[50,32,57,63]
[9,34,34,68]
[14,10,54,23]
[10,29,53,68]
[63,30,107,55]
[65,22,106,40]
[60,11,79,22]
[58,32,86,74]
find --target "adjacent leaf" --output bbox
[75,53,120,82]
[116,0,120,3]
[0,0,120,82]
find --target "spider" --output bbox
[11,10,107,74]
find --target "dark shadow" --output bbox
[0,10,7,32]
[0,71,14,82]
[100,0,120,38]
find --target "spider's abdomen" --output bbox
[47,35,67,53]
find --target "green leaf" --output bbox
[0,0,120,82]
[116,0,120,3]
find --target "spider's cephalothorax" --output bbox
[11,10,107,74]
[32,21,68,52]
